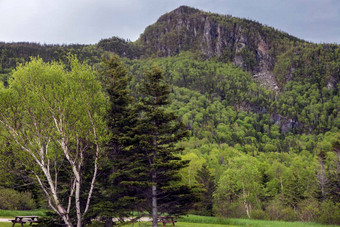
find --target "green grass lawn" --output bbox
[0,223,232,227]
[0,209,46,218]
[225,218,338,227]
[100,220,337,227]
[177,215,338,227]
[0,224,10,227]
[0,212,337,227]
[123,223,235,226]
[0,219,337,227]
[90,215,338,227]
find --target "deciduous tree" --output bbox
[0,57,107,227]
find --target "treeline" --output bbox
[97,37,143,59]
[0,42,104,71]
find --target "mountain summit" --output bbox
[1,6,339,90]
[138,6,298,89]
[137,6,338,90]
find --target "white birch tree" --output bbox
[216,154,262,218]
[0,57,108,227]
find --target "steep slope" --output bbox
[1,6,339,90]
[137,6,339,90]
[138,6,293,89]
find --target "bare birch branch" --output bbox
[67,178,76,216]
[35,173,60,215]
[83,109,100,215]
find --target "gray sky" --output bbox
[0,0,339,44]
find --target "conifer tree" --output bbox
[136,66,193,226]
[94,55,140,224]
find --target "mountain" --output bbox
[1,5,339,90]
[136,6,339,90]
[1,6,339,224]
[88,6,340,90]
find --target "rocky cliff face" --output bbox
[138,6,304,90]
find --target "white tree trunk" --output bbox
[152,125,158,227]
[317,160,327,199]
[242,181,251,218]
[152,173,158,227]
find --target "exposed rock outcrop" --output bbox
[138,6,299,90]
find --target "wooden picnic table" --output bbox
[11,216,39,227]
[157,216,177,226]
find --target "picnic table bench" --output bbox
[157,216,177,226]
[10,216,39,227]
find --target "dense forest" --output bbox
[0,5,339,226]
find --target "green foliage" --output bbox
[0,6,339,225]
[0,188,36,210]
[93,54,140,219]
[135,66,195,216]
[194,164,216,216]
[318,200,340,225]
[0,56,108,226]
[274,44,340,88]
[97,37,143,59]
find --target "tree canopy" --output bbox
[0,56,108,227]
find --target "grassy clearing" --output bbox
[226,218,338,227]
[179,215,230,225]
[178,215,338,227]
[123,223,235,226]
[0,223,11,227]
[0,209,46,218]
[1,213,337,227]
[91,217,337,227]
[175,223,236,227]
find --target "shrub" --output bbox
[265,198,296,221]
[265,198,284,220]
[318,200,340,225]
[251,209,269,220]
[296,198,319,222]
[280,207,296,222]
[0,188,36,210]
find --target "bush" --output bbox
[0,188,36,210]
[318,200,340,225]
[265,198,284,220]
[296,198,319,222]
[280,207,296,222]
[265,198,296,221]
[251,209,269,220]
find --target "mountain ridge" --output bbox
[1,5,339,90]
[98,5,339,90]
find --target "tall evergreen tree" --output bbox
[136,66,194,226]
[94,55,140,224]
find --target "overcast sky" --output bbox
[0,0,339,45]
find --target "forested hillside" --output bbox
[0,5,339,225]
[123,52,339,223]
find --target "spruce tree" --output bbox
[94,55,140,224]
[136,66,194,226]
